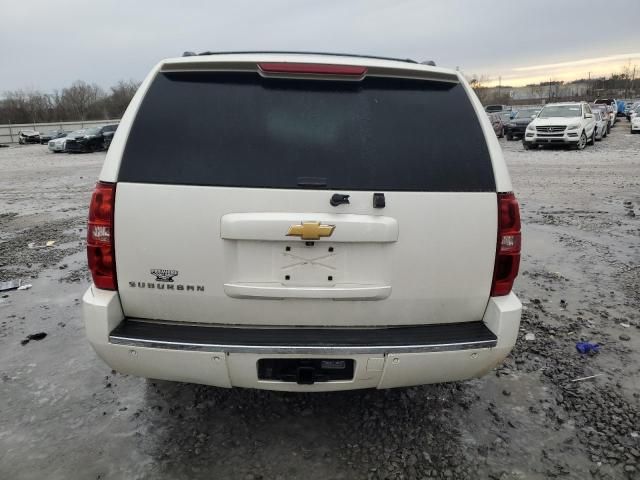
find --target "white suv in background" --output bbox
[631,108,640,133]
[523,102,596,150]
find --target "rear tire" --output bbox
[499,127,504,138]
[588,130,596,145]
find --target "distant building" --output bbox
[479,82,591,104]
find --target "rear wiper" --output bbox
[297,177,327,188]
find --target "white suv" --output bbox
[83,52,522,391]
[631,109,640,133]
[523,102,596,150]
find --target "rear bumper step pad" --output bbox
[109,319,497,355]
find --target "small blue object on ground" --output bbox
[576,341,600,354]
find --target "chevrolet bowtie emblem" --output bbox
[287,221,335,240]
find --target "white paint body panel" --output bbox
[221,212,398,242]
[114,184,497,326]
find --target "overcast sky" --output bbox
[2,0,640,92]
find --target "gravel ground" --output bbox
[0,124,638,480]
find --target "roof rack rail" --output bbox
[190,51,421,64]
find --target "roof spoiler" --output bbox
[164,57,457,84]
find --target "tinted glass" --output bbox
[119,72,495,192]
[514,109,539,118]
[539,105,582,118]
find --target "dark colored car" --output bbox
[65,125,119,153]
[18,130,40,144]
[39,130,69,144]
[504,107,541,140]
[102,124,118,149]
[487,112,504,137]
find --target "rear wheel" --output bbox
[506,133,513,141]
[499,127,504,138]
[576,131,587,150]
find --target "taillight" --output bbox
[87,182,117,290]
[257,62,367,77]
[491,192,521,296]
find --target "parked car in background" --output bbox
[606,105,616,127]
[594,98,617,127]
[523,102,596,150]
[487,112,505,137]
[590,104,611,134]
[102,124,118,149]
[504,107,541,140]
[18,130,40,144]
[39,130,69,144]
[48,136,68,152]
[626,101,640,120]
[65,125,119,153]
[498,111,514,123]
[62,129,88,152]
[631,106,640,133]
[592,110,607,141]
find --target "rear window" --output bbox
[119,71,495,192]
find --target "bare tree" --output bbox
[25,90,54,123]
[59,81,105,120]
[467,74,492,103]
[0,78,141,124]
[621,63,638,98]
[106,80,140,118]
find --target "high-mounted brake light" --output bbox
[258,62,367,77]
[491,192,521,296]
[87,182,117,290]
